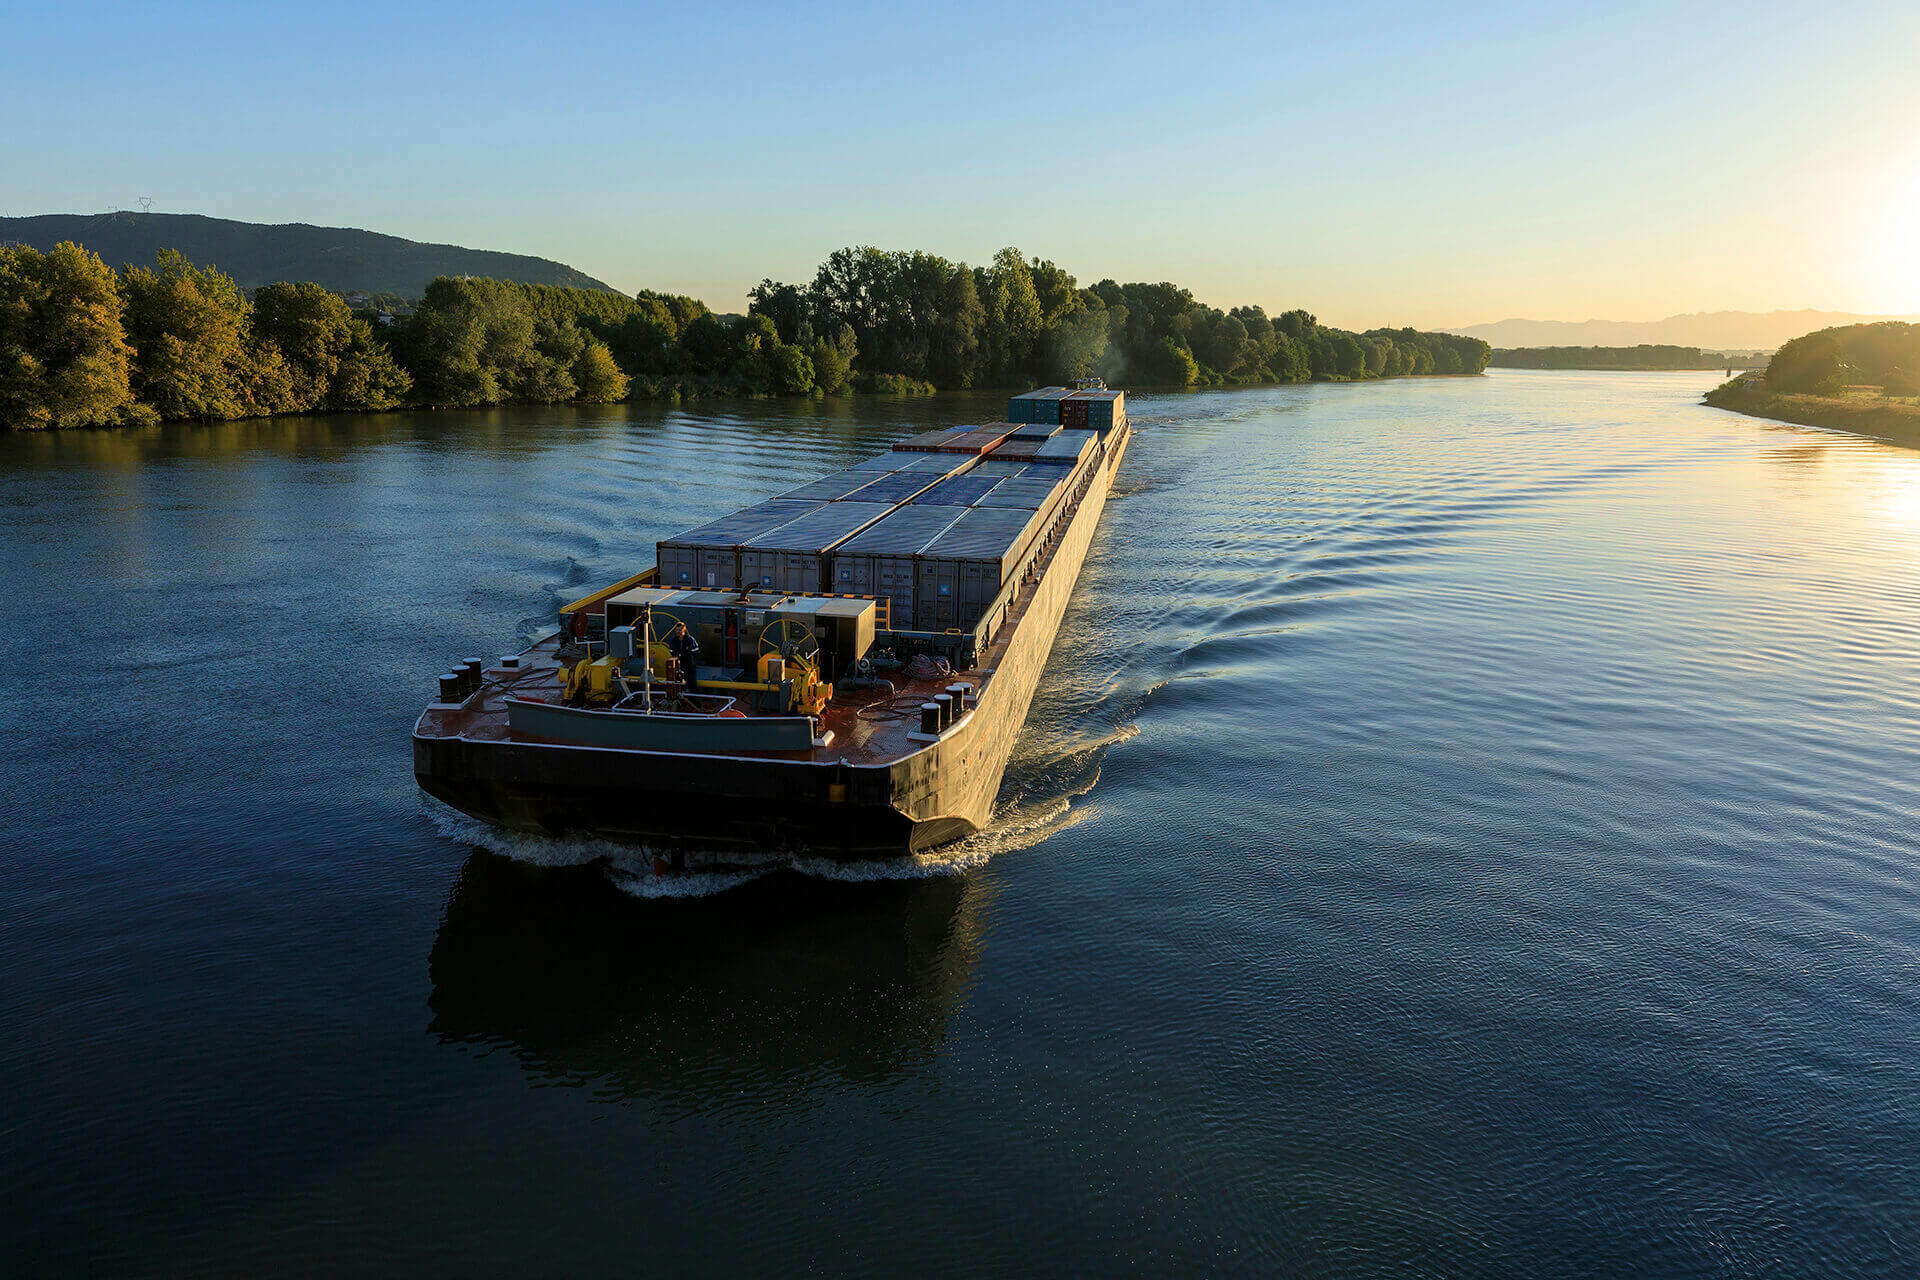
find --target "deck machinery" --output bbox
[414,379,1131,860]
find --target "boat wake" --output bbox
[422,786,1099,898]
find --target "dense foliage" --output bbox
[1,240,1489,430]
[747,246,1488,390]
[0,242,149,428]
[1493,344,1746,370]
[1766,323,1920,397]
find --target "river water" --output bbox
[4,371,1919,1276]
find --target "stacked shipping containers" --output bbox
[658,499,823,590]
[1060,388,1126,433]
[657,399,1114,632]
[738,501,897,595]
[828,504,970,624]
[910,474,1004,506]
[914,507,1046,632]
[845,470,944,504]
[775,467,893,502]
[1007,387,1071,423]
[975,475,1063,511]
[931,424,1017,455]
[891,426,975,452]
[848,451,976,475]
[1033,429,1098,467]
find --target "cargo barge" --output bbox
[413,382,1131,860]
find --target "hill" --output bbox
[1448,310,1920,353]
[0,212,616,297]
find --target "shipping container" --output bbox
[843,469,944,504]
[1009,420,1061,441]
[1032,429,1098,466]
[891,452,975,474]
[914,506,1045,632]
[737,501,898,595]
[775,467,894,502]
[1064,388,1126,434]
[1006,387,1071,424]
[891,425,975,452]
[657,499,822,591]
[826,503,970,626]
[974,475,1064,510]
[989,438,1042,460]
[927,424,1016,455]
[910,474,1005,506]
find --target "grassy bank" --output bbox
[1704,382,1920,449]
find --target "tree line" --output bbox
[2,240,1487,430]
[1764,322,1920,397]
[1492,344,1752,371]
[748,247,1489,391]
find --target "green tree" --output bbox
[766,342,816,394]
[747,280,811,345]
[1144,337,1199,385]
[251,281,356,409]
[327,321,412,410]
[1198,313,1252,375]
[976,248,1044,385]
[0,242,144,429]
[120,250,254,419]
[241,339,300,415]
[399,277,538,405]
[518,316,584,403]
[571,339,629,402]
[1041,298,1110,382]
[677,314,732,374]
[809,323,856,395]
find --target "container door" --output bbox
[918,560,958,631]
[878,556,916,630]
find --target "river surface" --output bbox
[5,371,1920,1276]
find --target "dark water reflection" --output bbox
[428,853,981,1107]
[6,373,1920,1276]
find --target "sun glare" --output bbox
[1860,157,1920,314]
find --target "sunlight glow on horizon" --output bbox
[1853,155,1920,316]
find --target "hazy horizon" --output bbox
[7,0,1919,329]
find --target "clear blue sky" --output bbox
[6,0,1919,328]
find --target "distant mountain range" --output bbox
[1444,310,1920,353]
[0,212,616,297]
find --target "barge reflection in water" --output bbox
[428,851,985,1103]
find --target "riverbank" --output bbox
[1702,382,1920,449]
[2,370,1492,434]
